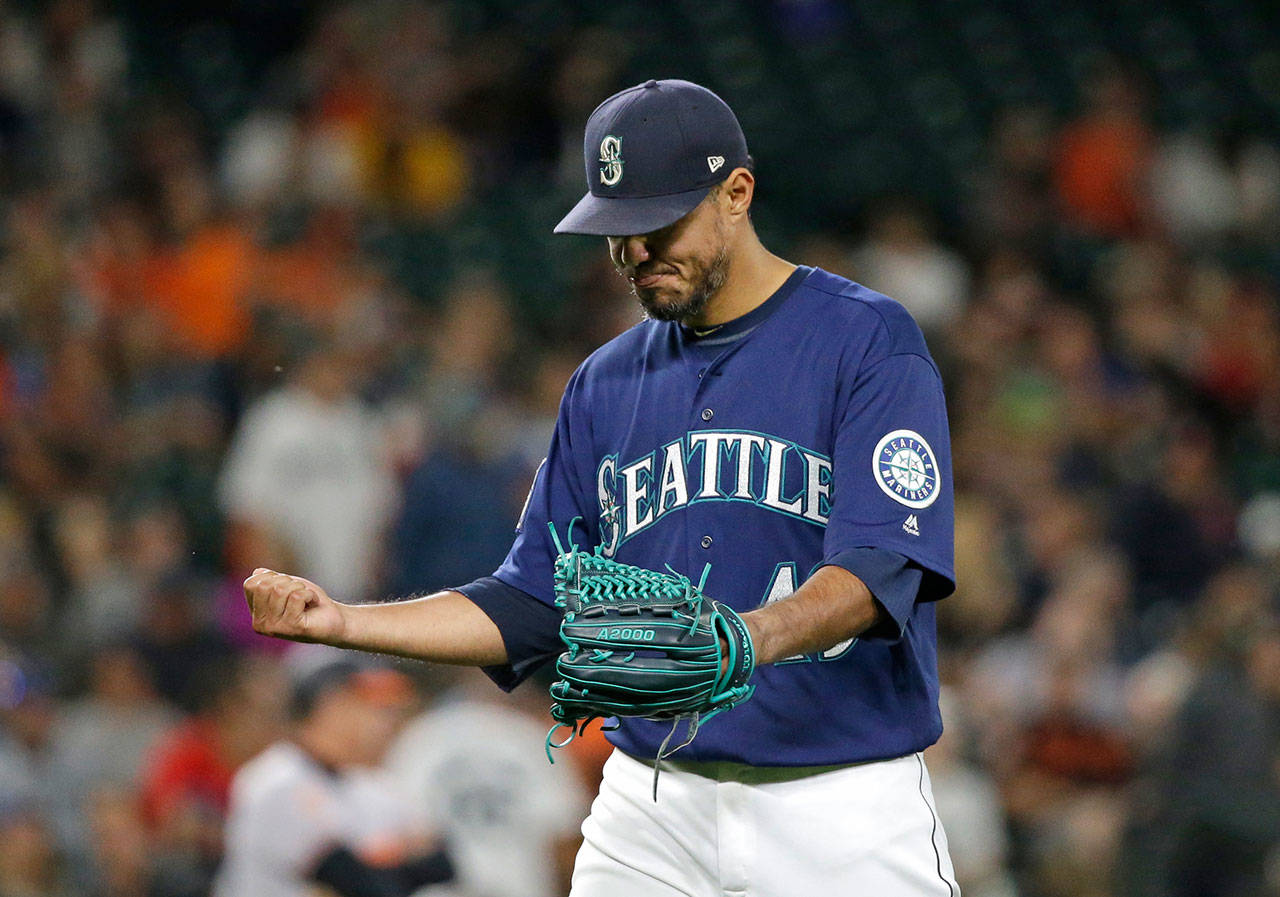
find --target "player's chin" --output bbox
[636,286,692,321]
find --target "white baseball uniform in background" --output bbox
[218,386,396,601]
[215,740,427,897]
[386,698,589,897]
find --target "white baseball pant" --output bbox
[571,748,959,896]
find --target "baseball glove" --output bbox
[543,522,756,795]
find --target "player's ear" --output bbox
[720,168,754,221]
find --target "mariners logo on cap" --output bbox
[873,429,940,509]
[599,135,623,186]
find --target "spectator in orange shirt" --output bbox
[1053,62,1154,238]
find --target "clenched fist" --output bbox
[243,569,348,645]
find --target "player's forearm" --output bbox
[740,565,881,665]
[335,591,508,665]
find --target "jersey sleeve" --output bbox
[823,546,925,641]
[822,351,955,635]
[454,576,562,691]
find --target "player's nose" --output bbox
[616,234,651,269]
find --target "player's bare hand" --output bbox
[243,568,347,645]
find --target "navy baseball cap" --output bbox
[554,79,749,237]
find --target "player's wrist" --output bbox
[327,600,360,649]
[738,609,776,665]
[710,601,756,688]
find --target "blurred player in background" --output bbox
[385,668,587,897]
[218,339,397,605]
[214,651,453,897]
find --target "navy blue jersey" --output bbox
[482,266,954,766]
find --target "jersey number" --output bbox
[761,563,856,663]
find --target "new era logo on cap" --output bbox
[554,79,750,236]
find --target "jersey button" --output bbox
[700,535,713,549]
[700,408,714,421]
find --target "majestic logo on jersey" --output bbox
[599,135,623,185]
[596,430,832,556]
[874,429,940,509]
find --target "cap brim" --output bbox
[553,184,713,236]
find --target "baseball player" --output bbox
[384,670,589,897]
[214,652,454,897]
[245,78,959,895]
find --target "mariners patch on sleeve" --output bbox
[873,429,940,509]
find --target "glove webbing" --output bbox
[543,519,731,800]
[552,534,708,611]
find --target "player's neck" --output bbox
[684,238,795,329]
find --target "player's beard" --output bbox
[634,242,730,323]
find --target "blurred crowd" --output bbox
[0,1,1276,896]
